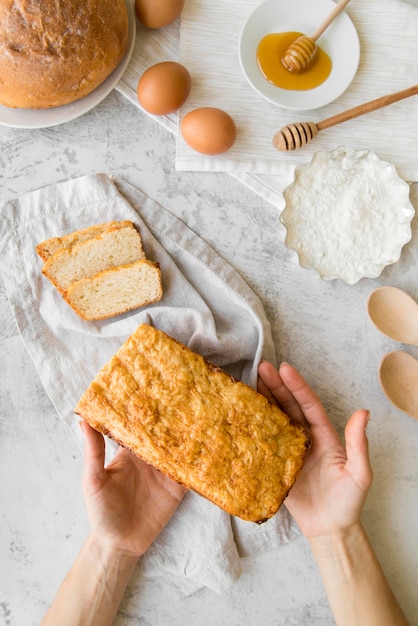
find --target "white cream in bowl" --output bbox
[280,146,415,285]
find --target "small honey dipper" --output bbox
[273,84,418,152]
[282,0,352,73]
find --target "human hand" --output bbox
[257,362,373,539]
[80,421,186,558]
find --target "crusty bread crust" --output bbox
[75,324,311,522]
[0,0,129,109]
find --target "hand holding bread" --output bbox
[75,324,311,523]
[258,361,372,537]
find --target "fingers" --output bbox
[259,362,373,495]
[259,361,344,456]
[344,409,373,492]
[277,363,329,425]
[259,360,332,432]
[258,361,306,423]
[257,361,282,405]
[80,421,106,488]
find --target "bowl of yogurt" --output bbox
[280,146,415,284]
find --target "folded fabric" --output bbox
[0,173,300,594]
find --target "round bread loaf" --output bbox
[0,0,129,109]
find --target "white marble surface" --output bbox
[1,89,418,626]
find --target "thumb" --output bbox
[80,421,106,491]
[344,409,373,493]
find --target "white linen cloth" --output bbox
[0,173,299,594]
[116,0,418,206]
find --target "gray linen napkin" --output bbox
[0,173,299,594]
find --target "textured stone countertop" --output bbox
[1,89,417,625]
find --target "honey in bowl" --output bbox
[257,32,331,90]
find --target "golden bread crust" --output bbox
[0,0,129,108]
[75,324,311,522]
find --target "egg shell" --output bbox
[137,62,191,115]
[181,108,237,155]
[135,0,185,28]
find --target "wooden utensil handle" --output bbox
[317,85,418,131]
[311,0,352,41]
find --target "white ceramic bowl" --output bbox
[280,146,415,284]
[238,0,360,110]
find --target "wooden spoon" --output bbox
[367,286,418,346]
[273,84,418,151]
[379,351,418,421]
[282,0,352,73]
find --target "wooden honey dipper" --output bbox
[273,84,418,151]
[282,0,352,73]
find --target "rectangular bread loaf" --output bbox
[74,324,310,522]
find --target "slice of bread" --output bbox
[42,225,146,295]
[65,260,163,320]
[74,324,311,522]
[36,220,135,262]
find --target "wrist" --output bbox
[86,534,139,572]
[308,523,367,577]
[308,522,366,550]
[41,535,138,626]
[307,524,411,626]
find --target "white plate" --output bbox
[280,146,415,285]
[238,0,360,110]
[0,0,136,129]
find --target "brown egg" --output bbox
[181,108,237,155]
[135,0,185,29]
[137,62,191,115]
